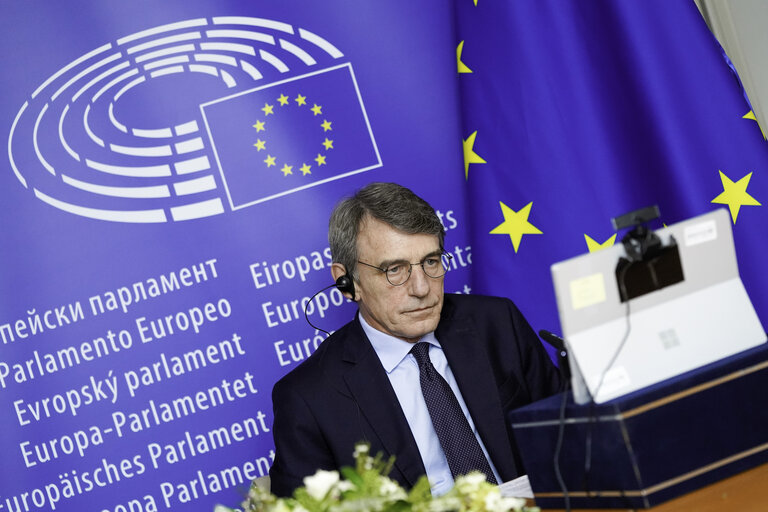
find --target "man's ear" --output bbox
[331,263,356,301]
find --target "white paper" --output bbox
[499,474,533,499]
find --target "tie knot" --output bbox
[410,342,431,364]
[411,343,436,380]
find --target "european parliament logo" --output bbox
[7,17,381,223]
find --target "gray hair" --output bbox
[328,182,445,278]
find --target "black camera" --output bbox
[611,206,684,302]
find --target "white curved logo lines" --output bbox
[8,16,380,223]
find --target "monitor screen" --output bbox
[550,208,765,403]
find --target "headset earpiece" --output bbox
[335,274,355,299]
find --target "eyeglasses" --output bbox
[357,253,452,286]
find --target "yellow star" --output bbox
[463,130,486,180]
[295,94,307,106]
[300,163,312,175]
[253,139,266,151]
[743,110,767,140]
[322,138,334,150]
[711,170,761,223]
[315,154,327,166]
[457,40,472,74]
[311,104,323,116]
[489,201,542,253]
[584,233,617,253]
[264,155,276,167]
[277,94,289,106]
[281,164,293,176]
[321,119,332,132]
[261,103,274,116]
[253,120,265,132]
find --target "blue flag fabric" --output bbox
[455,0,768,336]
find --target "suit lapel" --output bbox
[339,318,426,487]
[436,298,518,481]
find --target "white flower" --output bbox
[483,489,526,512]
[353,443,370,458]
[292,505,310,512]
[429,496,462,512]
[337,480,356,493]
[453,471,487,494]
[505,496,526,511]
[484,490,505,512]
[461,472,487,486]
[272,501,292,512]
[303,470,340,500]
[378,477,407,499]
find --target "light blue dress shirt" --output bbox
[359,314,501,496]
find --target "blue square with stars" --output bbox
[202,63,381,209]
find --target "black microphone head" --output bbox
[539,329,566,352]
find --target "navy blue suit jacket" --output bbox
[269,294,562,496]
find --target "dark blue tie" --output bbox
[410,342,497,484]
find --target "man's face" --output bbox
[354,216,444,343]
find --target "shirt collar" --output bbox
[359,313,440,373]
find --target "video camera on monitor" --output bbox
[611,205,683,302]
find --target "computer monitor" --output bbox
[550,208,765,404]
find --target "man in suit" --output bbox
[269,182,562,497]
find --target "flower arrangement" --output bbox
[216,443,538,512]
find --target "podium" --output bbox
[508,343,768,509]
[537,462,768,511]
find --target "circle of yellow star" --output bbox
[489,201,542,253]
[252,93,337,175]
[463,130,486,180]
[711,170,761,223]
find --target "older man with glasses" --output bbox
[269,182,562,497]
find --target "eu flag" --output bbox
[202,63,381,208]
[455,0,768,336]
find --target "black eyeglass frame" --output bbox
[356,253,453,286]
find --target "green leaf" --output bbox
[340,466,364,487]
[407,476,432,502]
[382,499,411,512]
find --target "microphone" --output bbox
[303,276,355,335]
[539,329,566,353]
[303,282,341,335]
[539,329,571,385]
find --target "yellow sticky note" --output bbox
[569,273,606,310]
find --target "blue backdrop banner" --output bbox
[0,1,764,512]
